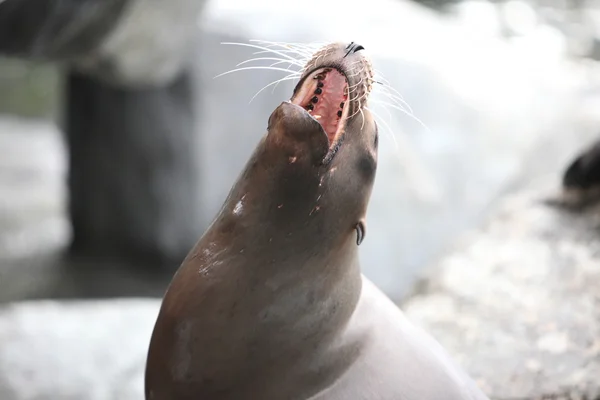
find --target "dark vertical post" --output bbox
[64,67,204,268]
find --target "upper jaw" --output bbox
[290,66,352,152]
[286,42,373,164]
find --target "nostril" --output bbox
[344,42,365,57]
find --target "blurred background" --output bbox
[0,0,599,398]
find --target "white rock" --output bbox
[403,177,600,398]
[0,299,159,400]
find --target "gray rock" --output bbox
[0,299,159,400]
[403,177,600,399]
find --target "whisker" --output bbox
[250,39,322,53]
[366,105,441,203]
[249,40,322,60]
[370,99,430,133]
[375,86,414,115]
[214,66,300,79]
[251,48,308,54]
[347,67,366,79]
[371,95,409,114]
[348,78,365,95]
[313,47,332,70]
[249,39,326,51]
[373,72,400,94]
[369,98,395,133]
[372,73,414,114]
[360,108,366,130]
[249,73,300,103]
[347,88,371,120]
[269,71,300,93]
[221,42,302,63]
[251,48,311,59]
[366,106,399,153]
[251,49,311,69]
[268,60,303,71]
[236,57,304,68]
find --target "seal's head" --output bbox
[253,42,377,248]
[270,42,376,162]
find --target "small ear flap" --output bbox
[355,219,366,246]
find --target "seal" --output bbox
[145,41,489,400]
[557,138,600,209]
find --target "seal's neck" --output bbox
[169,219,362,398]
[152,135,367,398]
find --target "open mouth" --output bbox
[291,67,350,147]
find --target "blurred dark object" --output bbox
[552,138,600,209]
[411,0,463,11]
[66,68,203,269]
[0,0,208,279]
[563,139,600,191]
[0,0,127,60]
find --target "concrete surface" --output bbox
[404,176,600,399]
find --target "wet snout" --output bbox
[267,102,330,163]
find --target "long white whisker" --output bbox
[269,60,301,69]
[371,94,410,114]
[250,39,322,52]
[348,66,366,80]
[236,57,304,68]
[249,40,321,59]
[373,73,415,114]
[381,81,408,102]
[251,48,310,60]
[367,100,395,148]
[374,96,394,123]
[252,50,310,69]
[366,105,441,203]
[214,66,300,79]
[360,108,366,130]
[370,99,430,133]
[314,47,332,69]
[366,106,399,153]
[249,74,300,103]
[260,42,318,53]
[221,42,301,63]
[376,86,414,114]
[348,89,371,120]
[270,72,299,93]
[348,77,365,95]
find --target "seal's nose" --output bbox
[345,42,365,57]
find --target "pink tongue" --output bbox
[313,70,347,141]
